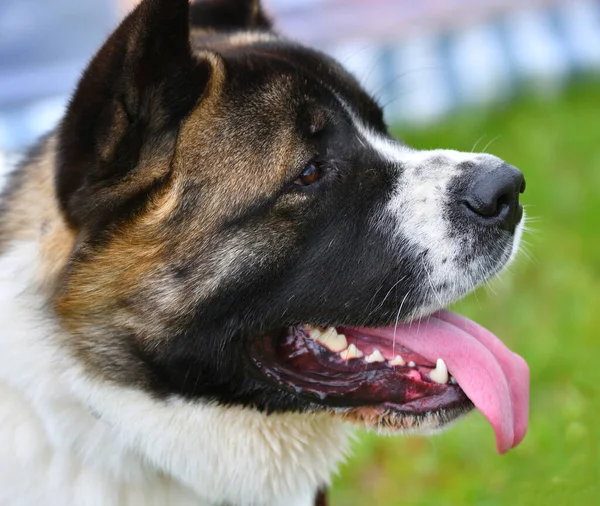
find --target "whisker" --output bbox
[355,133,366,149]
[471,135,486,153]
[481,135,501,154]
[422,259,444,309]
[365,275,408,322]
[363,283,387,316]
[392,289,412,357]
[373,66,446,108]
[338,44,376,66]
[479,258,498,295]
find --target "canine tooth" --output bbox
[430,358,449,384]
[365,349,385,363]
[317,329,348,352]
[389,355,406,366]
[408,361,416,368]
[340,343,363,360]
[308,328,322,340]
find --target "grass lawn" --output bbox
[330,78,600,506]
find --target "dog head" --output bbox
[55,0,527,453]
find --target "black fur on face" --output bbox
[190,0,272,30]
[54,0,521,425]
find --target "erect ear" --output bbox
[190,0,272,31]
[57,0,216,230]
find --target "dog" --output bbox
[0,0,529,504]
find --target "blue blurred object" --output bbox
[271,0,600,124]
[1,0,600,154]
[0,0,117,150]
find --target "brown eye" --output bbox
[294,163,321,186]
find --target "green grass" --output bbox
[330,79,600,506]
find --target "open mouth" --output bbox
[250,309,529,454]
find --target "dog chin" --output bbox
[333,403,473,437]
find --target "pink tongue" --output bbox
[361,310,529,454]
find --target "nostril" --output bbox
[464,196,501,218]
[463,190,511,219]
[495,192,513,220]
[519,177,526,194]
[460,163,524,229]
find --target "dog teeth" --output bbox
[389,355,405,366]
[308,328,323,340]
[364,349,385,363]
[340,343,364,360]
[306,327,451,379]
[316,328,348,352]
[307,326,348,352]
[430,358,449,384]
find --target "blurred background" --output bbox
[1,0,598,504]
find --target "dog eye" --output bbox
[294,163,321,187]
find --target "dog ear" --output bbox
[190,0,272,31]
[57,0,216,230]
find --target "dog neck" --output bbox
[0,137,351,505]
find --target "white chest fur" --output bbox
[0,241,352,506]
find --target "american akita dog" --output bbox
[0,0,529,504]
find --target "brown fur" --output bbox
[0,3,508,505]
[43,38,325,393]
[0,137,75,286]
[1,4,522,504]
[2,0,477,428]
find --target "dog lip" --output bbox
[247,308,529,454]
[247,324,472,416]
[355,310,530,453]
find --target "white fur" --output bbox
[0,240,352,506]
[507,211,526,267]
[224,31,279,46]
[346,108,523,315]
[0,104,523,506]
[384,147,506,312]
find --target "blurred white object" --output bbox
[2,0,600,153]
[270,0,600,125]
[449,24,512,105]
[558,0,600,68]
[0,0,116,151]
[505,7,570,87]
[388,35,454,124]
[330,42,386,102]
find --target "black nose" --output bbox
[461,162,525,231]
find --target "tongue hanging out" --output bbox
[351,310,530,454]
[251,309,529,454]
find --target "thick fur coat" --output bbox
[0,1,526,504]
